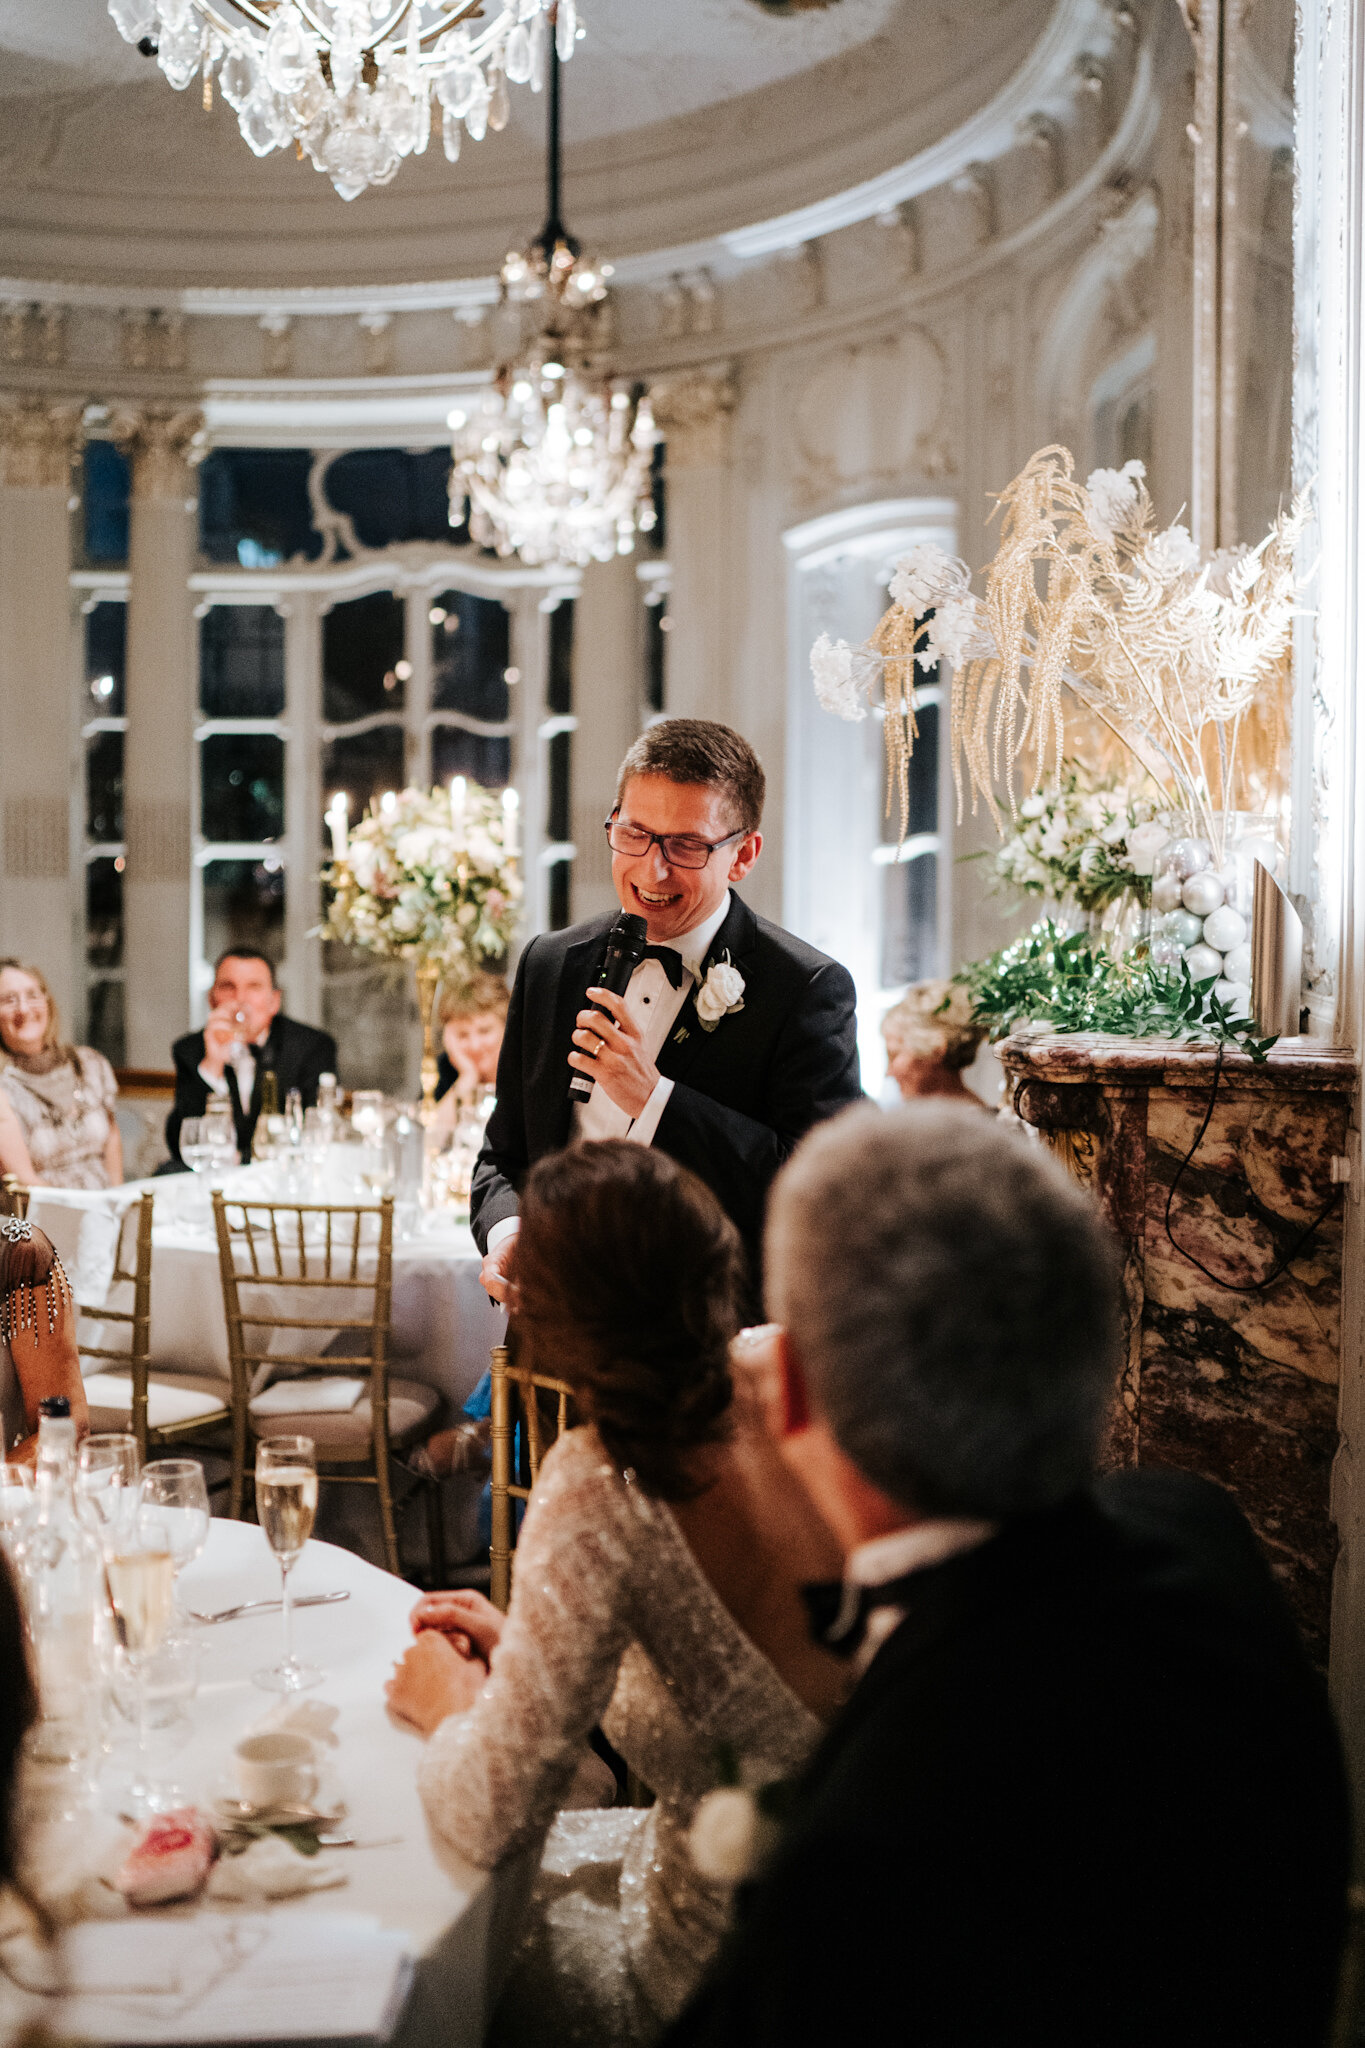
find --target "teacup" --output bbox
[234,1729,317,1809]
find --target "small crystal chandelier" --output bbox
[448,36,657,568]
[107,0,585,202]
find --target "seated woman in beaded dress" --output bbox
[385,1140,846,2048]
[0,1219,85,1463]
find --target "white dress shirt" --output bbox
[486,894,731,1258]
[846,1518,996,1675]
[199,1033,269,1107]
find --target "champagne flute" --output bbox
[137,1459,211,1624]
[105,1533,175,1815]
[77,1433,141,1555]
[253,1435,322,1694]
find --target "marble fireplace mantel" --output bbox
[998,1032,1358,1664]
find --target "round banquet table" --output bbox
[28,1520,536,2048]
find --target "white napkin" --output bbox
[249,1375,365,1416]
[206,1837,347,1903]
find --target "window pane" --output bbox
[84,602,126,717]
[882,851,940,988]
[644,594,667,715]
[878,696,940,842]
[431,726,511,792]
[86,980,125,1069]
[199,606,286,717]
[547,728,571,843]
[199,449,320,567]
[322,591,405,723]
[83,442,130,566]
[86,858,123,969]
[325,449,457,550]
[549,861,571,932]
[200,733,285,842]
[430,590,511,720]
[203,857,286,967]
[320,728,406,849]
[87,731,124,842]
[547,599,574,717]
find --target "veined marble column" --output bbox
[571,556,643,922]
[650,368,738,723]
[111,405,204,1070]
[0,397,84,1022]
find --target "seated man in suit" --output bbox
[166,950,337,1168]
[668,1103,1350,2048]
[471,719,863,1298]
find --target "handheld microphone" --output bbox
[569,911,648,1099]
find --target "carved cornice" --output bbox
[109,403,206,499]
[651,368,740,469]
[0,394,85,489]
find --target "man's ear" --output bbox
[776,1328,811,1437]
[267,985,283,1019]
[727,830,762,884]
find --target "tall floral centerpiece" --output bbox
[322,780,522,1117]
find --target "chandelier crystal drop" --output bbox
[106,0,585,202]
[448,39,657,568]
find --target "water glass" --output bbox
[0,1462,33,1559]
[202,1098,239,1168]
[77,1433,141,1554]
[350,1090,386,1145]
[138,1458,211,1619]
[179,1116,212,1175]
[253,1435,322,1694]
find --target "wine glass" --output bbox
[253,1435,321,1694]
[137,1458,211,1623]
[179,1115,211,1174]
[202,1098,239,1169]
[0,1463,33,1561]
[77,1434,141,1555]
[105,1531,176,1815]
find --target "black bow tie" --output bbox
[639,943,686,990]
[801,1572,923,1660]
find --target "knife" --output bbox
[189,1590,351,1624]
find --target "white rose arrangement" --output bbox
[322,783,522,979]
[993,764,1163,917]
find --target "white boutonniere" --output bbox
[694,953,746,1032]
[687,1744,792,1885]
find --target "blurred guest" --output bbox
[166,950,336,1168]
[0,961,122,1189]
[386,1140,845,2047]
[667,1103,1350,2048]
[429,971,509,1141]
[880,978,986,1103]
[0,1219,86,1463]
[0,1545,36,1869]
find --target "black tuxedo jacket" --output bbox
[666,1468,1349,2048]
[470,893,862,1269]
[166,1014,338,1167]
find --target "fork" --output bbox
[188,1590,351,1624]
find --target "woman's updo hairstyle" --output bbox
[510,1140,745,1500]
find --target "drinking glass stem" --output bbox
[281,1558,294,1672]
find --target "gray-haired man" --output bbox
[668,1102,1349,2048]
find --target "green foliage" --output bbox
[954,921,1278,1061]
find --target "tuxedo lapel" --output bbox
[544,930,608,1151]
[657,893,759,1088]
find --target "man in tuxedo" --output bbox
[166,950,337,1167]
[667,1104,1349,2048]
[471,719,862,1297]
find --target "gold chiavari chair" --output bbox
[489,1340,574,1611]
[213,1190,441,1572]
[79,1191,234,1464]
[0,1176,29,1219]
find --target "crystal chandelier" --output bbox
[448,41,657,568]
[107,0,585,201]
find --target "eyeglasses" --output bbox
[604,816,746,871]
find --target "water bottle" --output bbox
[316,1073,339,1145]
[18,1397,102,1790]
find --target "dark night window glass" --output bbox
[87,732,124,842]
[86,980,125,1069]
[876,696,940,843]
[84,602,127,717]
[547,729,571,844]
[320,728,406,848]
[199,606,286,717]
[881,851,939,988]
[324,448,462,550]
[83,441,130,567]
[644,597,666,715]
[199,448,319,567]
[86,859,123,970]
[322,591,405,722]
[203,858,286,967]
[549,861,571,932]
[431,726,511,791]
[547,599,574,717]
[649,441,666,551]
[429,590,511,720]
[201,733,285,841]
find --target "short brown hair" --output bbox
[0,959,63,1058]
[438,970,510,1029]
[511,1140,745,1500]
[615,719,766,834]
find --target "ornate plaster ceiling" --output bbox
[0,0,1060,290]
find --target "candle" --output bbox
[380,790,397,817]
[327,791,348,861]
[502,786,519,858]
[450,775,467,839]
